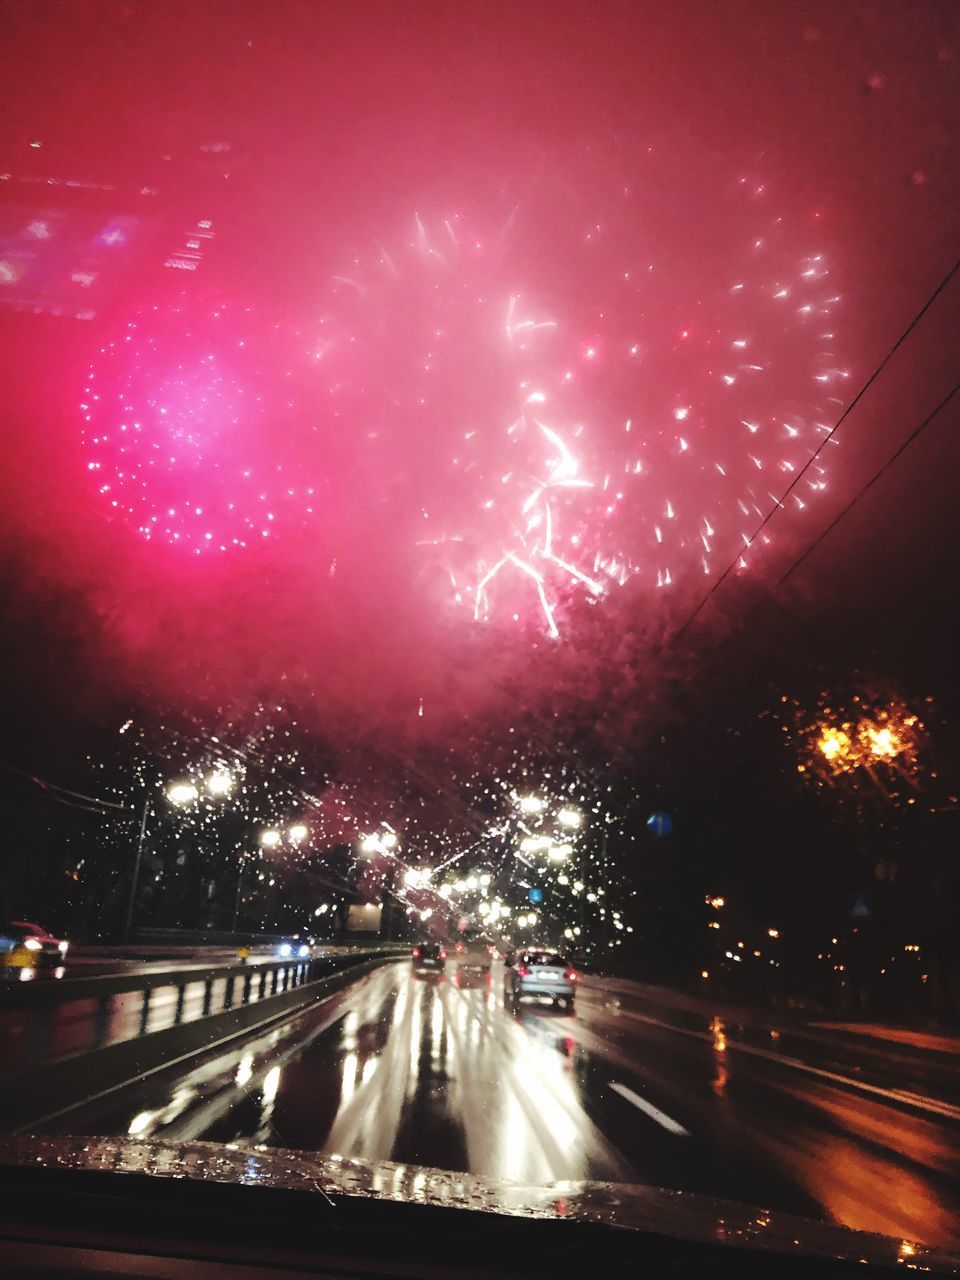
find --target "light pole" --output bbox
[123,768,238,943]
[231,851,252,932]
[123,797,151,944]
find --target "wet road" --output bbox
[40,960,960,1248]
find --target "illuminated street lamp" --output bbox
[359,828,398,855]
[205,769,234,797]
[287,823,309,844]
[520,835,552,854]
[260,829,282,850]
[557,807,583,829]
[518,795,544,815]
[166,781,199,806]
[549,843,571,862]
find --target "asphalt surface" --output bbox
[31,960,960,1248]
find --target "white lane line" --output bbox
[609,1081,689,1136]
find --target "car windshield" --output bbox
[0,0,958,1264]
[525,952,566,968]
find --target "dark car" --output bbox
[412,941,446,969]
[0,921,69,969]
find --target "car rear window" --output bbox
[525,952,566,967]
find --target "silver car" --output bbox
[506,948,577,1010]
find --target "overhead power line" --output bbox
[0,760,133,815]
[673,257,960,643]
[716,378,959,650]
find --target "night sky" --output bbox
[0,1,957,950]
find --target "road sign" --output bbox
[646,811,673,837]
[847,893,874,921]
[528,887,543,905]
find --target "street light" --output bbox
[287,823,309,843]
[166,781,199,806]
[260,829,282,849]
[359,828,398,855]
[549,843,571,862]
[126,770,223,943]
[557,807,582,829]
[518,796,544,815]
[520,835,552,853]
[205,769,234,797]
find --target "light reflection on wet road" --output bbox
[48,960,960,1247]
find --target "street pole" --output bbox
[231,854,247,933]
[123,797,151,944]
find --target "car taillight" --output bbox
[565,969,577,981]
[413,947,420,958]
[439,949,447,959]
[516,965,530,976]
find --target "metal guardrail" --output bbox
[0,945,409,1077]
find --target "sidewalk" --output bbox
[597,977,960,1059]
[807,1022,960,1055]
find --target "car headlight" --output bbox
[297,944,310,958]
[24,938,43,952]
[58,940,69,955]
[278,943,292,958]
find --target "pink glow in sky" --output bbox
[1,1,955,744]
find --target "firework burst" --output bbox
[81,297,325,554]
[324,164,845,638]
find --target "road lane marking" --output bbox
[588,1001,960,1123]
[609,1081,689,1136]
